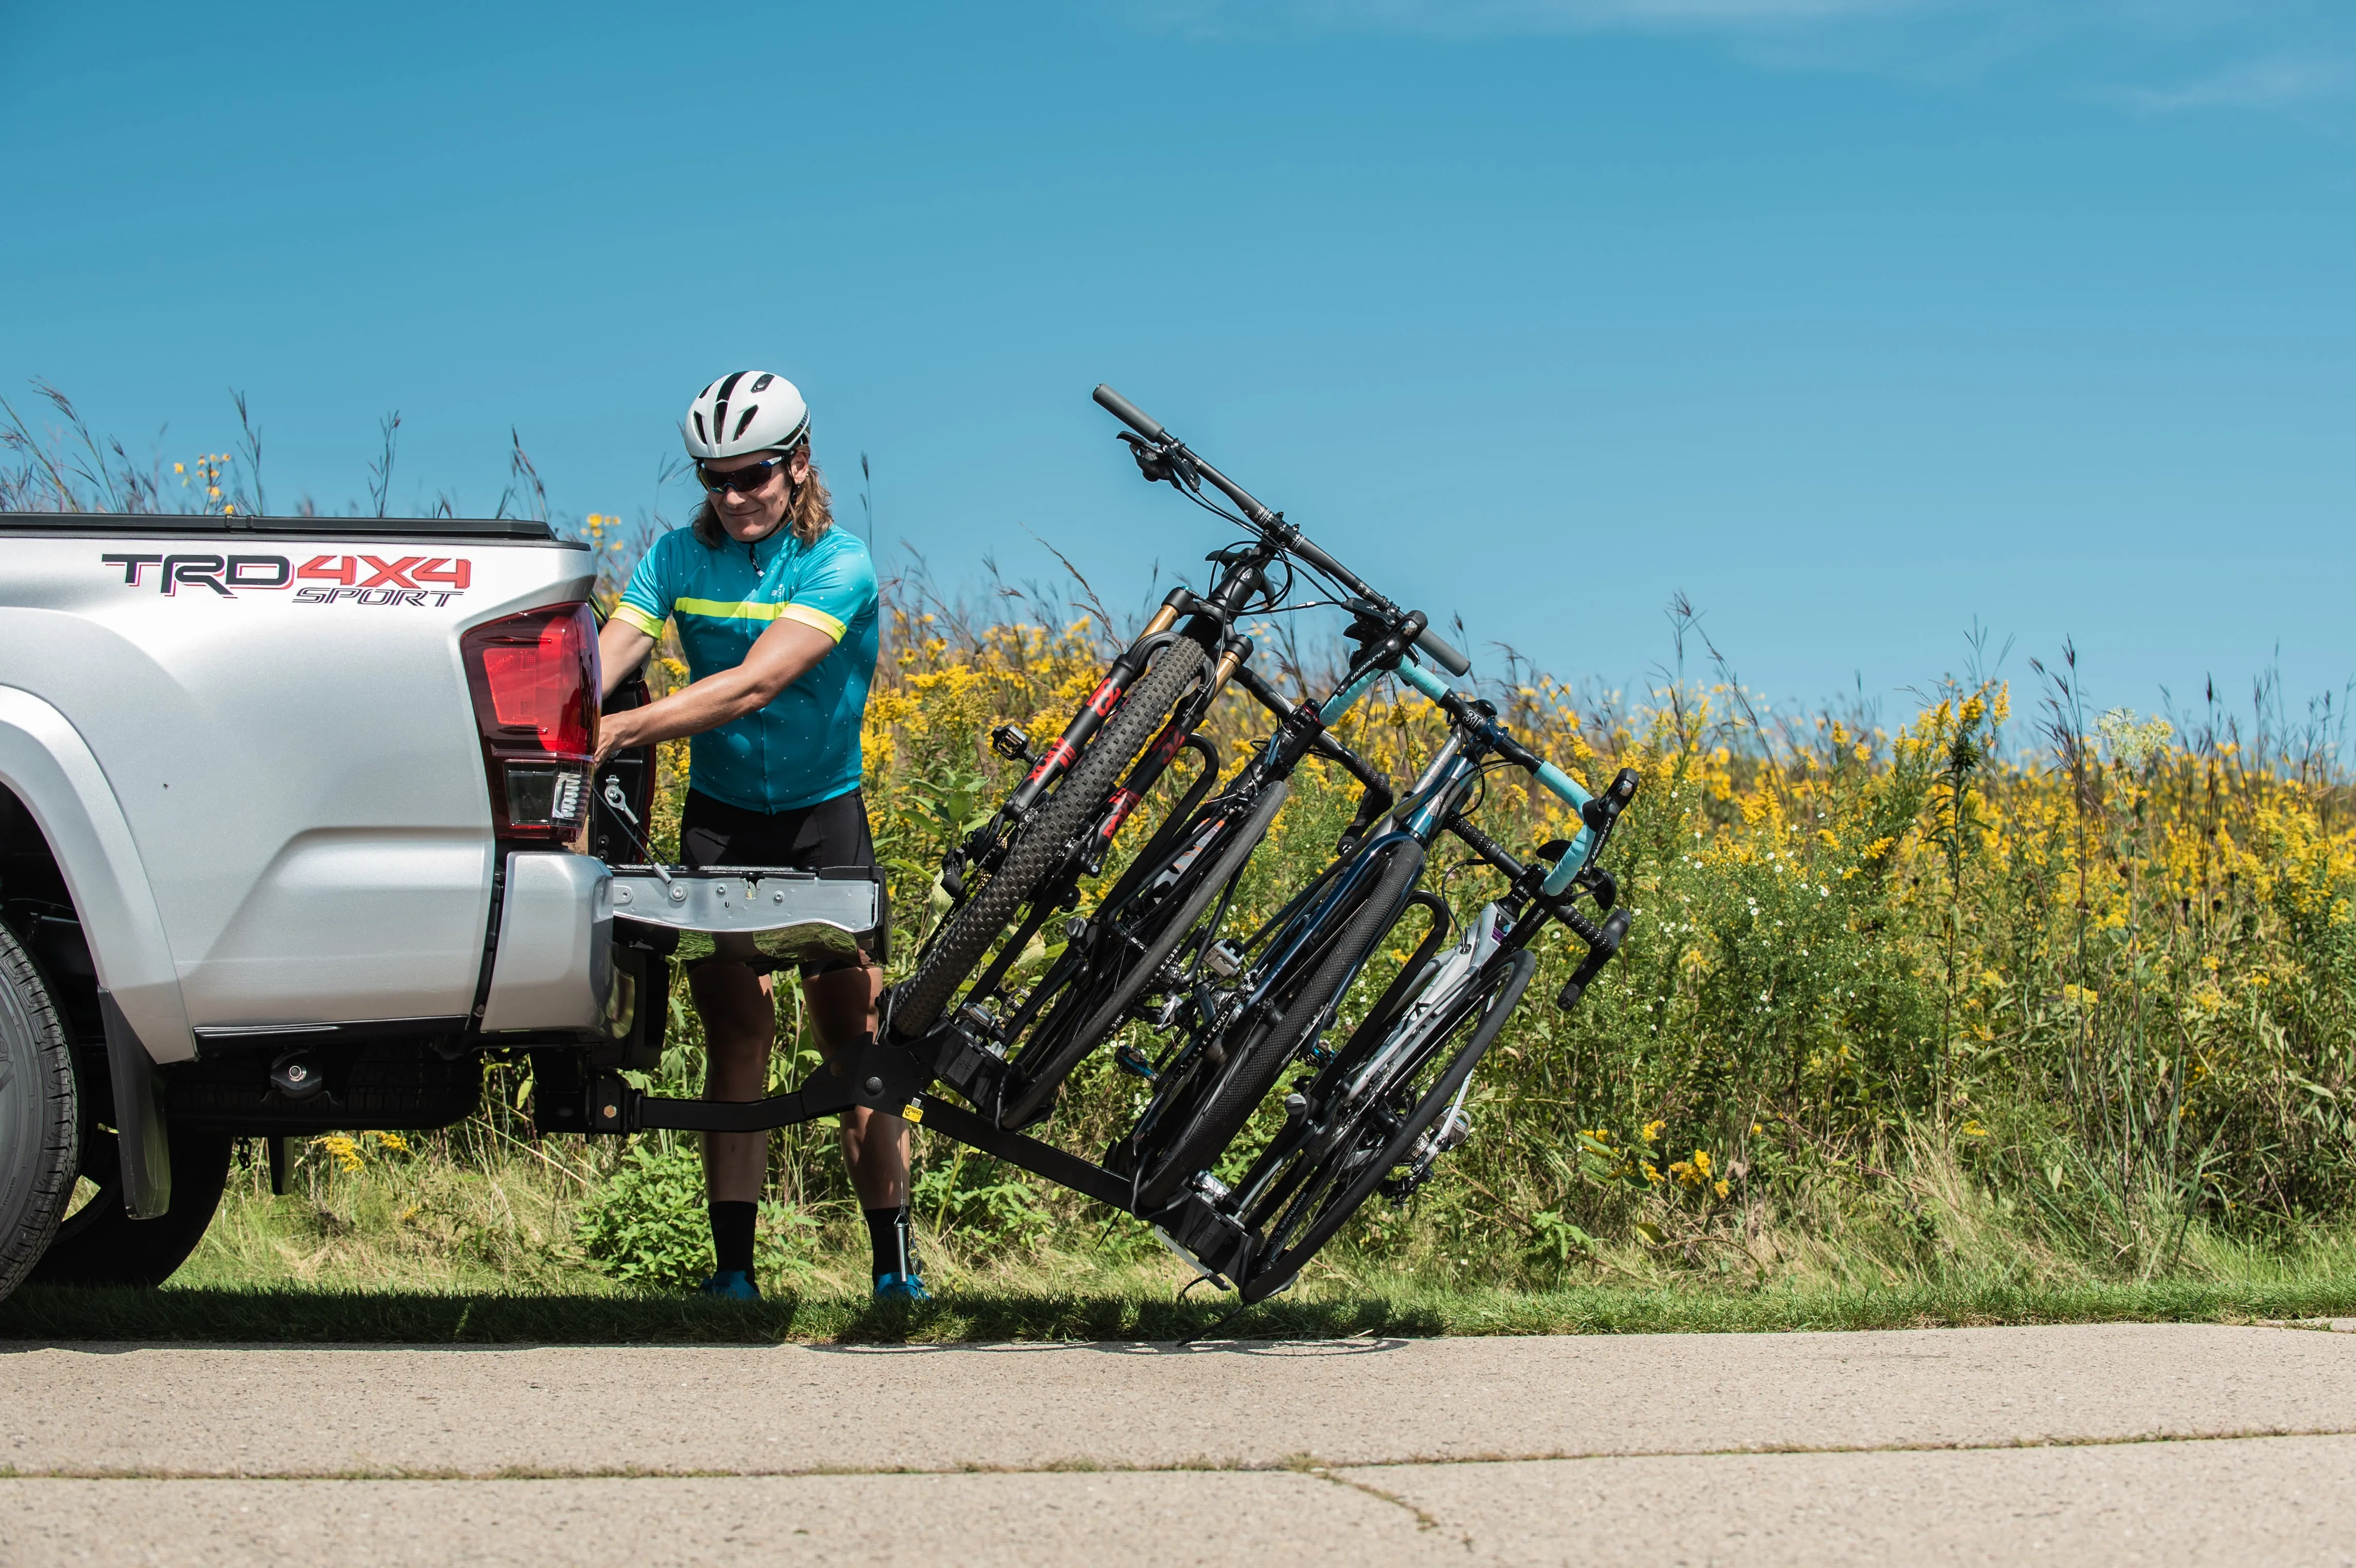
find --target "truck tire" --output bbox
[0,921,79,1304]
[31,1127,234,1288]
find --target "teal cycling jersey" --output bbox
[614,522,879,813]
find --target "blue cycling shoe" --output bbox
[698,1270,762,1301]
[873,1271,932,1304]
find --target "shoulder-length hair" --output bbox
[691,446,834,548]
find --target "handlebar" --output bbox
[1094,384,1474,678]
[1394,655,1604,893]
[1409,624,1470,676]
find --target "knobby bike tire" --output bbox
[998,778,1292,1128]
[1240,947,1536,1304]
[889,643,1210,1043]
[1135,837,1429,1211]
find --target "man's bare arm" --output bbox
[597,619,658,701]
[594,616,835,763]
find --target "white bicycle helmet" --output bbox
[682,371,810,460]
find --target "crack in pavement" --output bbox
[9,1423,2351,1483]
[1295,1461,1477,1553]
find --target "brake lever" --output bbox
[1571,768,1641,870]
[1117,430,1176,485]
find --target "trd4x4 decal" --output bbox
[102,552,473,605]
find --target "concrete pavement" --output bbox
[4,1323,2354,1564]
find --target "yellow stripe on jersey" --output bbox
[674,596,783,622]
[778,602,848,642]
[611,601,666,638]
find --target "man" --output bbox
[595,370,919,1302]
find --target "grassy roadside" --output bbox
[6,1277,2355,1347]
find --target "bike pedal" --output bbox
[1114,1042,1158,1081]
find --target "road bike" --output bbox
[1216,663,1639,1301]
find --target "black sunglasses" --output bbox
[696,456,789,495]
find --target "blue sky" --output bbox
[4,1,2351,726]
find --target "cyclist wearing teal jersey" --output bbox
[596,371,921,1304]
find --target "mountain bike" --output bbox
[886,386,1469,1053]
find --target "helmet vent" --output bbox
[682,370,806,461]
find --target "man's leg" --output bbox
[802,960,899,1200]
[803,959,919,1287]
[692,933,774,1292]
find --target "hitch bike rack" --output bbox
[541,862,1256,1284]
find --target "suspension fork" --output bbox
[999,588,1199,824]
[996,542,1268,827]
[1086,635,1255,871]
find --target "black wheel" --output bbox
[0,921,78,1304]
[890,642,1210,1042]
[1238,947,1535,1304]
[997,778,1290,1128]
[32,1125,234,1288]
[1134,837,1429,1211]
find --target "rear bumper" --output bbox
[479,851,613,1033]
[475,856,891,1040]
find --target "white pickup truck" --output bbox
[0,510,882,1300]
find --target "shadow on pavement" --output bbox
[0,1283,1449,1347]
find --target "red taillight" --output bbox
[462,604,599,841]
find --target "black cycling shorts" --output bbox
[679,788,878,977]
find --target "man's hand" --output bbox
[592,615,837,766]
[594,704,646,767]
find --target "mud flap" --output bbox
[99,990,169,1219]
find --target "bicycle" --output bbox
[887,387,1468,1056]
[1113,653,1636,1253]
[1217,661,1639,1302]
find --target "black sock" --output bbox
[709,1201,757,1277]
[864,1204,916,1280]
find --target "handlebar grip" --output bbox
[1541,830,1595,897]
[1319,663,1390,726]
[1093,385,1168,443]
[1413,625,1471,678]
[1394,658,1454,703]
[1533,760,1592,812]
